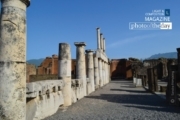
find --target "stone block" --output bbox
[136,78,142,87]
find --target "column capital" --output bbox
[1,0,30,7]
[20,0,30,7]
[85,49,94,53]
[74,42,86,47]
[96,27,100,30]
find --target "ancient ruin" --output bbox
[0,1,180,120]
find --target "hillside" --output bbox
[26,52,177,67]
[148,52,177,59]
[27,58,44,67]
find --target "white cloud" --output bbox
[107,34,157,48]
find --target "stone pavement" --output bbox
[44,80,180,120]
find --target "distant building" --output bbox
[110,59,132,80]
[26,63,36,83]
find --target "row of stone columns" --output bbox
[98,59,109,87]
[97,28,106,52]
[73,42,110,93]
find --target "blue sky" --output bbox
[25,0,180,60]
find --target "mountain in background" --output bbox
[27,58,44,67]
[147,52,177,59]
[27,52,177,67]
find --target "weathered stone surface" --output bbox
[26,91,64,120]
[98,59,103,87]
[26,80,64,120]
[86,50,95,93]
[26,80,64,98]
[0,0,30,119]
[58,43,72,106]
[95,49,108,62]
[94,56,100,89]
[75,42,87,96]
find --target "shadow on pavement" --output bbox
[85,94,180,113]
[110,89,149,94]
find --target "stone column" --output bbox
[103,38,106,52]
[0,0,30,119]
[100,33,104,51]
[85,50,95,92]
[153,66,158,92]
[58,43,71,106]
[75,42,87,96]
[97,28,101,49]
[94,56,100,89]
[98,59,103,87]
[108,58,111,82]
[104,63,107,84]
[102,61,105,85]
[106,63,109,84]
[147,68,153,91]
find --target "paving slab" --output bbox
[44,80,180,120]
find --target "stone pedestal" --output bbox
[94,56,100,89]
[133,77,137,84]
[0,0,30,119]
[86,50,95,93]
[136,78,142,87]
[75,42,87,96]
[58,43,71,106]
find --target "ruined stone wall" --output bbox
[72,59,76,79]
[52,54,58,74]
[26,63,36,82]
[110,59,133,79]
[38,57,53,74]
[126,61,133,79]
[37,55,76,77]
[29,74,58,82]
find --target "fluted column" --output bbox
[75,42,87,96]
[58,43,71,106]
[96,28,101,49]
[0,0,30,119]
